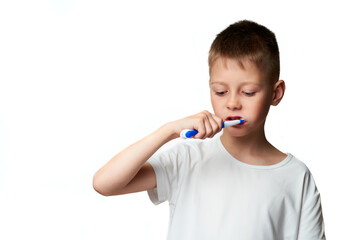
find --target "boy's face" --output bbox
[209,57,277,138]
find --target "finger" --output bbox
[194,111,211,139]
[202,114,213,139]
[208,114,222,138]
[201,111,217,138]
[194,115,206,139]
[212,114,223,129]
[202,111,221,138]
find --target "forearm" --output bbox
[93,123,177,195]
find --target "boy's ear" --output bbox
[271,80,285,106]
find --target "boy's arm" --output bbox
[298,172,326,239]
[93,111,223,196]
[93,123,177,196]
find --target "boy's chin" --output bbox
[223,128,249,137]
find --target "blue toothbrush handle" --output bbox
[180,129,199,139]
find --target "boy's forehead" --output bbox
[211,56,253,70]
[210,57,267,86]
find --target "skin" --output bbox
[209,57,286,165]
[93,56,287,196]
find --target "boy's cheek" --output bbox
[248,105,271,121]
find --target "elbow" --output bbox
[93,174,112,197]
[93,184,110,197]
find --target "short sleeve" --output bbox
[146,142,188,205]
[298,170,326,240]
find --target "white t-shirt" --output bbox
[147,133,326,240]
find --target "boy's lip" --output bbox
[225,116,242,121]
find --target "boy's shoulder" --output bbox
[285,153,313,177]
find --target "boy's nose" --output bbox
[226,95,242,110]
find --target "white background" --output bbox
[1,0,359,239]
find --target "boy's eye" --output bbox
[215,91,227,96]
[243,91,255,96]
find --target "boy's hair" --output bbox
[208,20,280,84]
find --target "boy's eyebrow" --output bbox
[210,81,227,86]
[210,81,262,87]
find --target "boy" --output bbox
[93,20,326,239]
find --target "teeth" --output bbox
[227,116,241,120]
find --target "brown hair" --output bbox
[208,20,280,84]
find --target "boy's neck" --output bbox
[220,127,285,165]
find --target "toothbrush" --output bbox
[180,119,245,139]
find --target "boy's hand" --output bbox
[169,110,223,139]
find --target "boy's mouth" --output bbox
[226,116,242,121]
[225,116,245,126]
